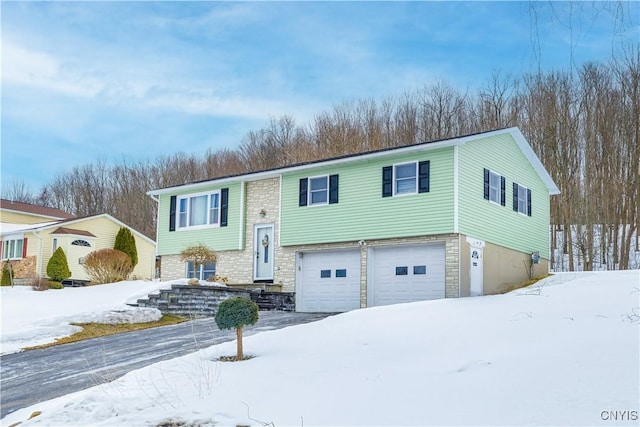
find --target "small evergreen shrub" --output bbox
[114,227,138,268]
[84,249,132,284]
[1,261,13,286]
[47,248,72,282]
[215,297,259,361]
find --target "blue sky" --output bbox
[2,1,638,193]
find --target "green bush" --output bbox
[47,248,72,282]
[114,227,138,268]
[48,281,64,290]
[215,297,259,361]
[1,261,13,286]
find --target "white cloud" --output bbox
[2,40,104,98]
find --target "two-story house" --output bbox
[148,127,560,312]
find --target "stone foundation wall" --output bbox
[2,256,37,280]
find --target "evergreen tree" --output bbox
[114,227,138,267]
[1,261,13,286]
[47,247,72,282]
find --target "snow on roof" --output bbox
[0,222,60,235]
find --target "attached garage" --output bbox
[368,243,446,307]
[296,249,361,312]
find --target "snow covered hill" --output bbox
[2,271,639,426]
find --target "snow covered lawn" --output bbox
[1,280,170,355]
[2,271,639,426]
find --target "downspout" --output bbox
[239,181,245,250]
[454,145,461,298]
[33,229,44,279]
[149,193,160,280]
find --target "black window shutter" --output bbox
[483,168,490,200]
[500,176,506,206]
[220,188,229,227]
[382,166,393,197]
[169,196,177,232]
[329,174,339,204]
[512,182,519,211]
[527,189,532,216]
[418,161,430,193]
[299,178,308,206]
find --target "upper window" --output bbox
[2,238,24,260]
[71,239,91,247]
[299,175,339,206]
[513,182,532,216]
[169,188,228,232]
[483,168,505,206]
[382,161,430,197]
[395,163,417,195]
[309,176,328,205]
[177,191,220,229]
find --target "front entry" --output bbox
[467,237,485,296]
[254,224,274,281]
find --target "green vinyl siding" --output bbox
[156,182,242,255]
[280,148,455,246]
[458,133,551,258]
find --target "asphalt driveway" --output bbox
[0,311,332,419]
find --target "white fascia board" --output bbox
[457,127,560,195]
[506,128,561,195]
[147,138,461,197]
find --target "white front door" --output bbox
[254,224,274,281]
[467,237,485,296]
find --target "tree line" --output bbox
[5,52,638,270]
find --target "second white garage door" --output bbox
[296,249,361,312]
[369,243,446,307]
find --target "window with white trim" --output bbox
[395,163,417,195]
[186,262,216,280]
[512,182,532,216]
[177,191,220,229]
[517,184,527,214]
[382,161,430,197]
[483,168,505,206]
[299,175,339,206]
[309,176,328,205]
[489,171,501,203]
[71,239,91,247]
[2,238,24,260]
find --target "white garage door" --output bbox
[370,243,446,307]
[296,250,361,312]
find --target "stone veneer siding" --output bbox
[160,177,285,285]
[3,256,37,280]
